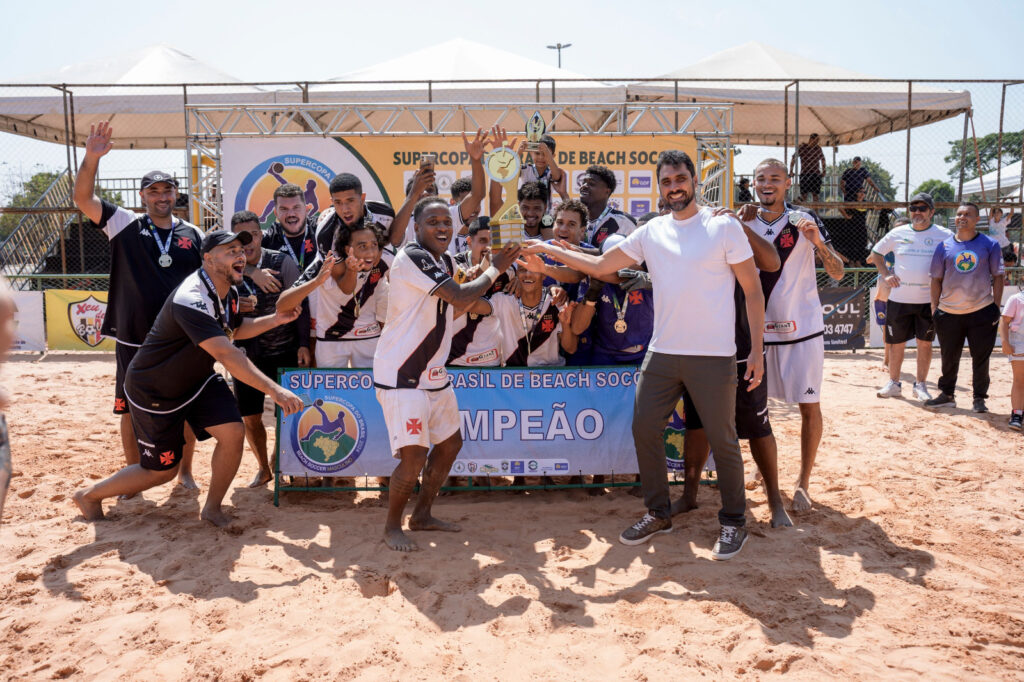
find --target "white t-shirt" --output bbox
[490,291,565,367]
[372,243,455,390]
[617,207,753,356]
[871,224,951,304]
[988,216,1011,248]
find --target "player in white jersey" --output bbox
[448,219,512,367]
[737,158,845,513]
[490,261,577,366]
[277,221,392,368]
[373,197,520,552]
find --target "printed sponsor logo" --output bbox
[954,250,979,273]
[629,171,652,190]
[765,321,797,334]
[464,348,499,365]
[428,366,448,382]
[628,199,651,217]
[353,323,382,338]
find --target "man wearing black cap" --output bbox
[73,121,205,488]
[73,229,306,526]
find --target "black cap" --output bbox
[852,156,862,162]
[140,171,178,190]
[201,229,253,254]
[909,192,935,209]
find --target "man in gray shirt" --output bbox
[926,202,1004,412]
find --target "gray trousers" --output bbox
[632,352,747,527]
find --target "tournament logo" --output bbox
[67,295,107,347]
[954,250,979,273]
[234,155,335,229]
[289,397,367,474]
[663,399,687,471]
[629,199,651,217]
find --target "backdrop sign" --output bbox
[820,286,867,350]
[277,367,660,478]
[44,289,115,351]
[10,291,44,352]
[222,135,700,225]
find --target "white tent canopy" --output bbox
[961,160,1022,198]
[627,42,971,146]
[0,45,285,149]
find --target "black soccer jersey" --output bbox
[124,269,242,413]
[262,216,318,271]
[96,200,203,346]
[314,201,395,256]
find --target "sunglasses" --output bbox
[908,205,931,213]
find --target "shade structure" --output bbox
[627,42,971,147]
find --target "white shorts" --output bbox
[315,337,378,369]
[766,334,824,404]
[1009,331,1024,362]
[375,386,460,457]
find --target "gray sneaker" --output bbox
[711,525,749,560]
[877,379,902,398]
[913,382,932,401]
[619,513,672,546]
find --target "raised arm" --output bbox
[73,122,114,223]
[276,253,337,313]
[458,129,488,225]
[390,169,435,248]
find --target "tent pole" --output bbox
[783,81,793,172]
[957,110,970,201]
[904,81,911,203]
[69,89,83,273]
[183,84,193,225]
[969,110,985,200]
[997,82,1006,198]
[59,85,70,284]
[674,79,678,130]
[794,80,800,182]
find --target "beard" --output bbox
[664,191,693,213]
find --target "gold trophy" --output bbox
[525,111,546,152]
[485,145,524,249]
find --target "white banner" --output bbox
[11,291,44,352]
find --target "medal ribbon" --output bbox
[198,269,233,337]
[146,215,177,261]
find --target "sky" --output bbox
[1,0,1022,200]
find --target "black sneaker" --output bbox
[925,393,956,409]
[712,525,749,561]
[972,399,988,414]
[1009,413,1023,431]
[618,513,672,546]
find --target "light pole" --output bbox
[546,43,572,68]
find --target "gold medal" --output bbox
[614,320,628,334]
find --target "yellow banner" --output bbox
[342,134,700,219]
[44,289,115,351]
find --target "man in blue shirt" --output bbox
[926,202,1004,412]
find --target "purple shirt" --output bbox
[930,233,1003,314]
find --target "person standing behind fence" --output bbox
[987,207,1017,266]
[73,121,204,490]
[791,133,826,204]
[869,193,951,402]
[737,158,845,514]
[926,203,1004,413]
[840,157,880,201]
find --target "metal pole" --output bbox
[904,81,911,203]
[997,82,1006,198]
[794,80,800,181]
[957,110,970,201]
[427,81,432,131]
[674,79,679,131]
[183,85,193,225]
[969,110,985,200]
[784,82,792,171]
[59,85,71,285]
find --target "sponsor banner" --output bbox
[278,367,686,477]
[44,290,115,351]
[222,136,703,225]
[10,291,44,351]
[820,286,867,350]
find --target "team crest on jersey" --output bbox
[541,316,556,333]
[289,397,367,474]
[234,154,335,229]
[765,320,797,334]
[175,236,193,250]
[67,295,107,347]
[779,228,796,249]
[954,250,979,273]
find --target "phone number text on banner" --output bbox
[277,367,646,478]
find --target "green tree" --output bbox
[0,171,60,238]
[913,178,956,222]
[945,130,1023,182]
[834,157,897,200]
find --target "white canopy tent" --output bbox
[627,42,972,147]
[961,159,1022,199]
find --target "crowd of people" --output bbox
[20,119,1006,561]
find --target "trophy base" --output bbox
[490,222,524,251]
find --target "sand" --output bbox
[1,350,1022,680]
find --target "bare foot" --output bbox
[73,490,104,521]
[769,503,794,527]
[200,508,234,527]
[176,470,199,490]
[791,486,813,513]
[670,495,698,516]
[384,527,419,552]
[248,470,273,488]
[408,514,461,532]
[588,475,607,497]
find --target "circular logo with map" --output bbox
[234,154,335,229]
[663,398,687,471]
[954,250,979,273]
[289,397,366,473]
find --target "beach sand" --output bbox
[1,350,1022,680]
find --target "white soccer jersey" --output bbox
[447,306,503,366]
[373,243,455,390]
[745,203,830,345]
[871,223,952,304]
[308,249,394,341]
[490,291,565,367]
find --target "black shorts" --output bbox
[885,301,935,344]
[232,351,296,417]
[114,342,140,414]
[129,375,241,471]
[683,362,772,440]
[800,172,822,196]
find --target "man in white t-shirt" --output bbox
[869,192,952,401]
[525,150,765,561]
[373,197,520,552]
